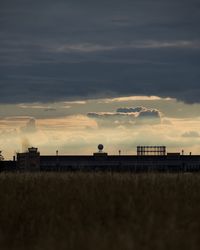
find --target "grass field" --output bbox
[0,172,200,250]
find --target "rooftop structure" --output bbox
[137,146,166,156]
[93,144,108,157]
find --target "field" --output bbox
[0,173,200,250]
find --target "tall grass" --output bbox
[0,173,200,250]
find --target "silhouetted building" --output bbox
[17,147,40,171]
[1,145,200,172]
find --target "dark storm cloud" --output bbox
[1,0,200,103]
[136,108,161,125]
[87,106,161,126]
[88,112,136,120]
[117,107,147,113]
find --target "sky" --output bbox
[1,0,200,159]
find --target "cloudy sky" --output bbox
[1,0,200,159]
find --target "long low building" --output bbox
[1,146,200,172]
[3,146,199,172]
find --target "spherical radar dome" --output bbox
[98,144,104,151]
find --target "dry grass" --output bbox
[0,172,200,250]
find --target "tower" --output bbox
[17,147,40,171]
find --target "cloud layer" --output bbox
[0,0,200,103]
[2,112,200,160]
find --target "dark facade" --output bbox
[40,155,200,172]
[0,160,17,172]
